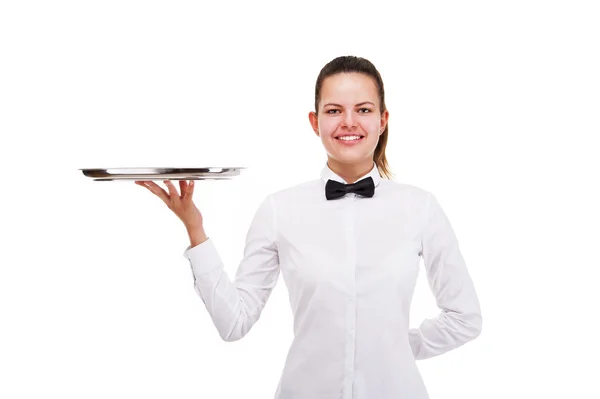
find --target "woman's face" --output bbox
[309,72,388,167]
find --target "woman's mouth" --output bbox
[335,135,364,145]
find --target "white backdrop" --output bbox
[1,0,599,398]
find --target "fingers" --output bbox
[135,180,194,207]
[135,180,170,204]
[185,180,195,200]
[163,180,181,207]
[176,180,194,200]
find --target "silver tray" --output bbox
[80,167,245,181]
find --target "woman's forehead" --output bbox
[320,73,379,104]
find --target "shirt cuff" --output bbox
[182,238,224,276]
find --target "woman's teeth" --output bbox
[337,135,362,141]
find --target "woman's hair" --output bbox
[314,55,394,180]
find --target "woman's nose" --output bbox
[341,111,357,128]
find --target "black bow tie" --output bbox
[325,176,375,200]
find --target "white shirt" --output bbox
[183,162,482,399]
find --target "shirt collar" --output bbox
[320,161,382,187]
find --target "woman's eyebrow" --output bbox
[323,101,375,107]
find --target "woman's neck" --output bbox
[327,158,374,184]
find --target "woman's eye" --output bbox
[326,108,371,114]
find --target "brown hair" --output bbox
[314,55,394,180]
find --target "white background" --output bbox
[1,0,599,398]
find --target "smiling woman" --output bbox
[135,55,482,399]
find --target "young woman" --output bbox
[136,56,482,399]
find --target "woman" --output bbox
[136,56,482,399]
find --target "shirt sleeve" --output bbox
[182,194,280,342]
[408,192,482,360]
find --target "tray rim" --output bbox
[80,166,247,180]
[79,166,246,171]
[89,176,236,181]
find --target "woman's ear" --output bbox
[308,111,319,136]
[380,110,389,134]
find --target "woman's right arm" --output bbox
[187,225,209,247]
[136,180,280,342]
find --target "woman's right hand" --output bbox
[135,180,203,230]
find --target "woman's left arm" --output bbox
[408,192,483,360]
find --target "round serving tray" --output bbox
[80,167,245,181]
